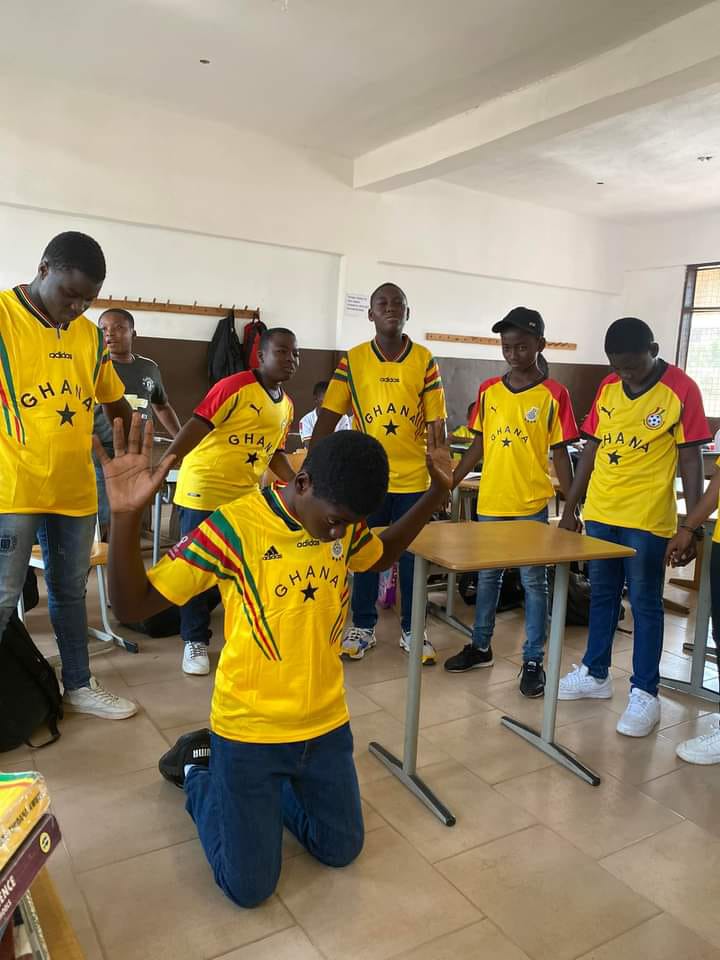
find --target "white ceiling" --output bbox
[1,0,709,156]
[443,82,720,222]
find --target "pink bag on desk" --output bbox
[378,564,398,608]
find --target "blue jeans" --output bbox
[0,513,96,691]
[178,507,220,646]
[185,722,364,908]
[94,460,110,531]
[472,508,549,663]
[351,491,424,634]
[584,521,668,696]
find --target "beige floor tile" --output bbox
[602,687,710,729]
[641,760,720,837]
[362,760,535,862]
[552,711,683,785]
[480,676,614,729]
[601,820,720,948]
[216,927,324,959]
[277,826,480,960]
[32,712,170,790]
[388,918,531,959]
[80,839,292,960]
[132,674,214,728]
[656,711,720,748]
[0,742,35,768]
[495,765,683,859]
[346,683,384,717]
[437,825,659,960]
[435,658,521,693]
[358,674,493,728]
[349,710,450,785]
[342,642,413,686]
[423,713,555,784]
[46,841,106,960]
[51,766,196,872]
[111,634,214,687]
[576,912,720,959]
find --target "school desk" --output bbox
[368,520,635,826]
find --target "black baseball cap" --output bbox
[492,307,545,337]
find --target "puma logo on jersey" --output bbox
[600,406,614,418]
[249,403,263,416]
[262,545,282,560]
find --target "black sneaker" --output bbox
[159,728,211,788]
[444,644,494,673]
[519,661,545,698]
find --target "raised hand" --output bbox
[93,413,175,515]
[426,420,453,491]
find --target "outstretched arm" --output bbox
[95,415,176,621]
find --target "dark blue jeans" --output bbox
[584,521,668,696]
[472,507,549,662]
[178,507,220,645]
[185,722,364,908]
[351,490,424,634]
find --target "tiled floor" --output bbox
[8,571,720,960]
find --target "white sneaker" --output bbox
[182,642,210,676]
[616,688,661,737]
[63,676,137,720]
[558,663,613,700]
[341,627,376,660]
[676,722,720,764]
[400,630,437,666]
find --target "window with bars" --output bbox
[679,264,720,417]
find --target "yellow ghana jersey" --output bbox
[174,371,293,511]
[713,457,720,544]
[471,375,579,516]
[0,286,124,516]
[583,361,710,537]
[148,486,383,743]
[323,337,446,493]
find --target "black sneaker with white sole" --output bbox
[519,661,545,698]
[159,728,211,788]
[444,644,494,673]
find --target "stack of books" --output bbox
[0,772,60,960]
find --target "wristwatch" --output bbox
[679,523,704,542]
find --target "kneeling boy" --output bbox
[99,417,450,908]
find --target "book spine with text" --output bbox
[0,815,60,929]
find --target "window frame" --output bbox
[677,261,720,367]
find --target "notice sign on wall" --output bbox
[344,293,369,315]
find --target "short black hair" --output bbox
[304,432,388,516]
[99,308,134,329]
[537,354,549,377]
[313,380,329,397]
[259,326,296,352]
[42,232,106,284]
[370,282,407,306]
[605,317,655,355]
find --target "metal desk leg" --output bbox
[501,562,602,786]
[152,489,162,566]
[660,527,718,703]
[369,555,457,826]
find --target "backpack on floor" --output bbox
[457,568,524,612]
[547,566,626,627]
[0,614,62,752]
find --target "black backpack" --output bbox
[458,568,525,612]
[0,614,63,752]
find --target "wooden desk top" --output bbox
[408,520,635,570]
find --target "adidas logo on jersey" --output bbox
[296,538,320,548]
[48,352,73,360]
[262,545,283,560]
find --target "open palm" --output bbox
[426,420,454,490]
[93,414,175,515]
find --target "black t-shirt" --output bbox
[94,355,168,453]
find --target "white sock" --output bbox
[184,764,198,778]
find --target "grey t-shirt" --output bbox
[94,355,168,454]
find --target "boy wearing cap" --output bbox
[448,307,578,697]
[558,318,709,736]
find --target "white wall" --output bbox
[0,76,627,364]
[621,209,720,361]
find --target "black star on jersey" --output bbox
[56,403,76,426]
[608,451,621,465]
[301,583,318,602]
[246,452,259,466]
[383,420,398,435]
[501,438,512,447]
